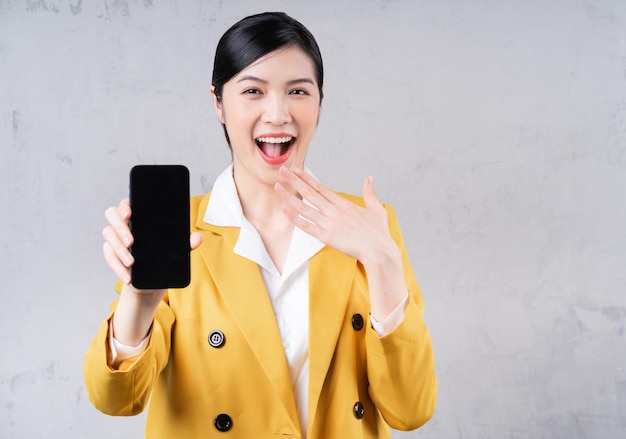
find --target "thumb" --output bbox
[362,176,380,210]
[190,232,203,251]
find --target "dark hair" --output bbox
[212,12,324,102]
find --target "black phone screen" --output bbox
[129,165,191,289]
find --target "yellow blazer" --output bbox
[84,191,437,438]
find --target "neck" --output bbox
[232,165,296,224]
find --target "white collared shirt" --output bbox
[110,165,407,437]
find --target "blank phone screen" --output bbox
[129,165,190,289]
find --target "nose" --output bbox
[261,93,292,125]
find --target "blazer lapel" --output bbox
[194,196,299,430]
[307,246,357,427]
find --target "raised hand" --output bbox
[274,167,408,320]
[275,167,392,266]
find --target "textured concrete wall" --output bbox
[1,0,625,437]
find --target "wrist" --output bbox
[113,285,165,346]
[121,283,166,304]
[359,239,402,271]
[360,240,407,321]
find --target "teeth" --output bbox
[256,136,293,144]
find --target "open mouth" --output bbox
[255,136,296,164]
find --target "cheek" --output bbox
[295,106,320,132]
[228,103,258,126]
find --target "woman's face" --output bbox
[212,45,321,188]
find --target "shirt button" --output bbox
[353,401,365,419]
[208,330,226,348]
[351,313,364,331]
[214,413,232,432]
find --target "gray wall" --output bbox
[1,0,625,437]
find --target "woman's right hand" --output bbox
[102,198,163,346]
[102,198,203,346]
[101,198,203,290]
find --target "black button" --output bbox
[353,401,364,419]
[208,330,225,348]
[214,413,232,432]
[351,313,364,331]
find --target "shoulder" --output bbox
[191,193,209,210]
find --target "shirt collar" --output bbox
[203,165,325,278]
[203,164,243,227]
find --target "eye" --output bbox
[289,89,309,96]
[243,88,262,95]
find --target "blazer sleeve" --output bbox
[83,292,175,416]
[365,203,438,430]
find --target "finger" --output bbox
[362,176,382,210]
[281,204,324,240]
[279,167,347,213]
[278,167,324,197]
[103,241,131,285]
[102,224,135,268]
[291,168,341,202]
[119,198,131,220]
[190,232,203,250]
[105,205,133,247]
[293,168,357,211]
[275,182,326,226]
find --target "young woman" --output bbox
[85,12,437,438]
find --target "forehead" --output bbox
[234,46,317,83]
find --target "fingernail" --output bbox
[121,206,131,219]
[123,254,134,267]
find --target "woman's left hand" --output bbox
[276,166,408,320]
[275,166,392,265]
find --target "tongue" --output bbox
[260,142,284,158]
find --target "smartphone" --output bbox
[129,165,191,289]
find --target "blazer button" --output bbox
[353,401,365,419]
[208,330,226,348]
[214,413,232,432]
[351,313,364,331]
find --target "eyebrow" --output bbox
[236,75,315,86]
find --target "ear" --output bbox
[210,85,225,124]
